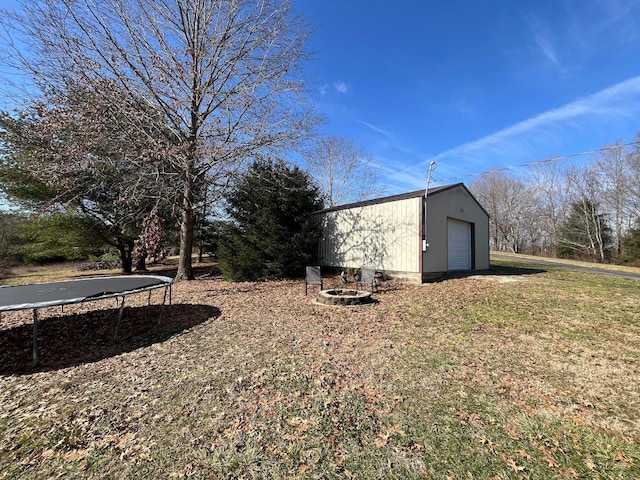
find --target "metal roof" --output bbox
[315,182,487,216]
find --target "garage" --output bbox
[315,182,489,282]
[447,219,472,270]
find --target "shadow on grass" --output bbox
[425,264,547,283]
[486,263,547,276]
[0,303,220,376]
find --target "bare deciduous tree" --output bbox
[562,164,613,263]
[593,141,634,255]
[627,136,640,222]
[1,0,317,280]
[470,170,537,253]
[529,158,569,255]
[304,136,384,207]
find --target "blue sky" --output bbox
[2,0,640,196]
[295,0,640,194]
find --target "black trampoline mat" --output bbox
[0,275,173,312]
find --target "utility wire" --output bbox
[433,140,640,183]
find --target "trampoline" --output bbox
[0,275,173,367]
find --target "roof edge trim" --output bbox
[314,183,465,214]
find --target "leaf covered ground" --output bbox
[1,260,639,479]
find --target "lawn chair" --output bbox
[305,266,323,295]
[356,267,379,293]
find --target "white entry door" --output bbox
[447,219,471,270]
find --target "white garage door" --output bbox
[448,219,471,270]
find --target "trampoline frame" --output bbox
[0,275,173,367]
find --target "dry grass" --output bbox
[1,259,639,479]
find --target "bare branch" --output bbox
[1,0,319,279]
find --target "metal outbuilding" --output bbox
[314,183,490,282]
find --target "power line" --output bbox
[433,140,640,183]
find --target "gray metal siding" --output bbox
[316,197,421,272]
[423,185,490,273]
[315,183,490,281]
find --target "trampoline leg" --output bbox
[157,285,169,325]
[32,309,39,368]
[113,296,126,342]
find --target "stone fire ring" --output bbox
[316,289,372,306]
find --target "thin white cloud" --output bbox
[391,143,414,155]
[581,0,640,44]
[434,76,640,160]
[356,119,393,137]
[544,0,640,69]
[384,169,428,193]
[317,81,349,96]
[452,97,478,120]
[333,81,349,94]
[524,14,563,70]
[424,75,640,167]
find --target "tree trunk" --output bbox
[175,178,195,281]
[135,255,147,271]
[117,240,134,274]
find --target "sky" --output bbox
[2,0,640,197]
[294,0,640,194]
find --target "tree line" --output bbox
[0,0,380,281]
[469,139,640,264]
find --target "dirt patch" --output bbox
[469,274,528,283]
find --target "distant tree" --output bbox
[561,164,616,263]
[304,136,384,207]
[8,212,106,265]
[0,85,173,273]
[2,0,317,280]
[557,199,613,263]
[0,212,22,271]
[529,158,569,256]
[194,216,223,263]
[620,227,640,263]
[627,137,640,224]
[217,158,322,281]
[593,141,635,256]
[470,171,537,253]
[133,209,167,271]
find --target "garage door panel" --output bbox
[448,219,471,270]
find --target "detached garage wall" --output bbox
[316,195,421,278]
[424,185,490,275]
[315,183,489,283]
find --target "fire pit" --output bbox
[316,289,372,306]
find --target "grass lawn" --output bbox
[1,259,639,479]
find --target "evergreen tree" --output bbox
[2,0,316,280]
[557,199,613,262]
[0,85,175,273]
[217,159,323,281]
[620,226,640,263]
[7,213,106,265]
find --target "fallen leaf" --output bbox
[506,458,525,472]
[613,451,628,462]
[559,468,579,478]
[62,449,89,462]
